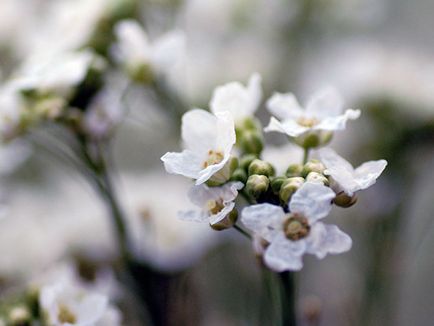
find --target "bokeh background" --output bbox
[1,0,434,325]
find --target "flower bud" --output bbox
[333,192,357,208]
[239,130,264,155]
[207,156,239,186]
[211,209,238,231]
[286,164,303,177]
[230,168,247,183]
[295,131,333,149]
[306,172,329,185]
[279,177,304,204]
[246,174,269,198]
[127,62,154,84]
[301,160,325,177]
[270,176,287,194]
[240,117,262,131]
[248,159,275,177]
[240,154,257,171]
[8,306,30,325]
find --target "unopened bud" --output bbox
[270,176,287,194]
[240,130,264,155]
[246,174,269,198]
[286,164,303,177]
[230,168,247,183]
[8,306,30,325]
[306,172,329,185]
[295,131,333,149]
[301,160,325,177]
[334,192,357,208]
[279,177,304,204]
[211,209,238,231]
[240,154,257,171]
[127,62,154,84]
[248,159,275,177]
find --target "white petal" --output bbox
[178,210,209,223]
[305,222,352,259]
[151,30,185,73]
[181,109,217,153]
[264,116,309,137]
[241,204,286,242]
[266,92,304,121]
[314,109,361,132]
[187,182,243,208]
[354,159,387,190]
[289,182,335,223]
[209,201,235,225]
[215,111,236,158]
[305,87,344,118]
[113,20,150,64]
[161,150,202,179]
[319,148,358,195]
[264,233,306,272]
[210,73,262,122]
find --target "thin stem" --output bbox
[303,148,310,164]
[233,224,252,240]
[279,271,297,326]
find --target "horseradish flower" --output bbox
[210,73,262,125]
[179,182,243,229]
[264,87,360,147]
[113,19,184,82]
[319,148,387,196]
[241,182,351,271]
[161,109,236,185]
[0,85,23,140]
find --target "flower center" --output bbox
[297,116,319,128]
[203,150,224,168]
[283,214,310,241]
[206,199,224,215]
[58,304,76,324]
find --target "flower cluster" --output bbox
[162,74,387,272]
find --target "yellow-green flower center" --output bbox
[206,199,224,215]
[283,214,310,240]
[58,304,76,324]
[297,116,319,128]
[203,150,224,168]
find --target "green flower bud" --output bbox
[279,177,305,204]
[246,174,269,198]
[127,62,154,84]
[270,176,287,194]
[306,172,329,186]
[333,192,357,208]
[301,160,325,177]
[207,156,239,186]
[248,159,275,177]
[8,306,30,325]
[230,168,248,183]
[295,131,333,149]
[286,164,303,177]
[240,130,264,155]
[240,117,262,131]
[211,209,238,231]
[240,154,257,171]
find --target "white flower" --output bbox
[319,148,387,196]
[210,73,262,124]
[161,109,236,185]
[0,85,23,139]
[264,87,360,137]
[241,182,351,272]
[179,181,243,226]
[113,19,184,76]
[12,50,100,98]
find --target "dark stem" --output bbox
[279,271,297,326]
[233,224,252,240]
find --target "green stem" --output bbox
[233,224,252,240]
[303,148,310,164]
[279,271,297,326]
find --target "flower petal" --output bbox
[113,19,150,64]
[151,30,185,73]
[264,117,309,137]
[241,204,286,242]
[181,109,218,153]
[305,222,352,259]
[264,233,306,272]
[178,210,209,223]
[354,159,387,190]
[209,202,235,225]
[266,92,304,121]
[289,182,335,223]
[305,87,344,118]
[161,150,202,179]
[314,109,360,132]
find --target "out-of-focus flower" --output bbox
[241,182,351,271]
[161,109,236,185]
[113,19,184,82]
[210,73,262,125]
[319,147,387,196]
[37,263,121,326]
[179,181,243,226]
[0,139,31,175]
[264,88,360,140]
[0,85,23,140]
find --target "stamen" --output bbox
[283,214,310,240]
[203,150,224,168]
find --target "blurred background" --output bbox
[0,0,433,325]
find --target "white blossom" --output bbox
[210,73,262,124]
[319,147,387,196]
[179,182,243,226]
[264,87,360,137]
[161,109,236,185]
[113,19,185,77]
[241,182,351,272]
